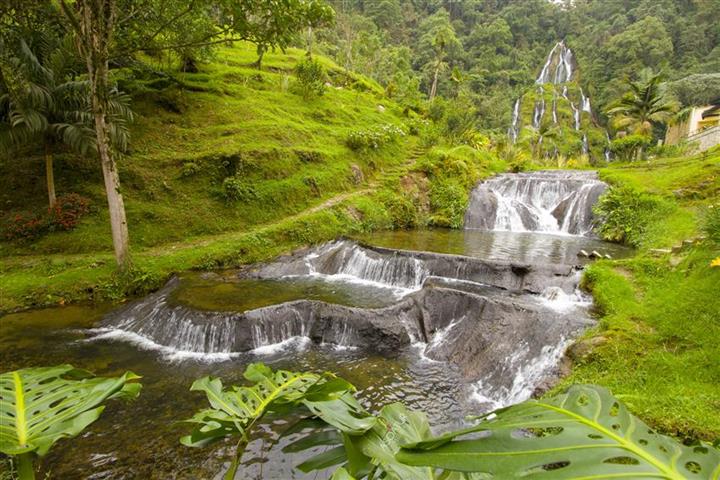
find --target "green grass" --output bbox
[0,43,505,311]
[552,147,720,441]
[0,43,409,256]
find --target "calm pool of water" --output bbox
[354,228,632,264]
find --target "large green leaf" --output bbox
[397,385,720,479]
[291,401,435,480]
[181,363,353,448]
[0,365,141,457]
[355,402,435,480]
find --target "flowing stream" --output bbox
[0,171,630,479]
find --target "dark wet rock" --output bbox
[464,187,497,230]
[99,239,595,400]
[245,240,582,294]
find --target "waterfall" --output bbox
[536,41,575,85]
[572,102,581,130]
[464,170,607,236]
[582,133,589,155]
[552,95,558,124]
[604,131,612,161]
[581,88,592,113]
[508,98,521,143]
[305,242,428,291]
[532,89,545,129]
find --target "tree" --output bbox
[222,0,334,69]
[416,9,460,101]
[606,70,679,138]
[60,0,131,268]
[0,37,131,210]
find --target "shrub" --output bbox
[221,176,257,202]
[701,204,720,244]
[2,194,91,241]
[294,58,326,99]
[180,161,201,178]
[593,186,670,247]
[429,179,467,228]
[47,194,91,231]
[346,124,406,151]
[378,190,418,229]
[609,134,652,161]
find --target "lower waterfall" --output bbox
[464,170,607,235]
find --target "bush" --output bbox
[429,179,467,228]
[609,134,652,161]
[346,124,406,151]
[221,176,257,202]
[180,161,201,178]
[593,186,669,247]
[2,194,91,241]
[701,204,720,244]
[294,58,326,99]
[48,193,91,231]
[378,190,418,229]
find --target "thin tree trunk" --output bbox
[429,64,440,101]
[69,0,130,268]
[306,26,314,57]
[44,144,56,209]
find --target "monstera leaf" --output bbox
[397,385,720,479]
[290,401,434,480]
[181,363,355,479]
[0,365,141,479]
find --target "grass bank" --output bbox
[553,147,720,441]
[0,39,504,314]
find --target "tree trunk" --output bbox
[306,26,313,57]
[429,64,440,101]
[44,144,56,210]
[70,0,130,269]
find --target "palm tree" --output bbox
[0,37,131,209]
[606,69,679,137]
[519,124,561,159]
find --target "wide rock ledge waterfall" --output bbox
[95,170,609,414]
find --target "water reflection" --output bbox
[356,228,631,265]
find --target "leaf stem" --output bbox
[16,453,35,480]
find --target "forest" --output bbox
[1,0,719,479]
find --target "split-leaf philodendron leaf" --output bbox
[397,385,720,479]
[0,365,141,457]
[181,363,355,448]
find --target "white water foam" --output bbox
[470,338,570,410]
[85,328,241,362]
[539,286,591,313]
[251,336,311,355]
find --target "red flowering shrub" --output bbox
[2,193,91,241]
[47,193,91,231]
[3,213,47,240]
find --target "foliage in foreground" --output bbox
[0,365,141,480]
[185,364,720,479]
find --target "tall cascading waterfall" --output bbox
[536,40,574,85]
[464,170,607,236]
[532,87,546,129]
[508,98,521,143]
[507,41,602,158]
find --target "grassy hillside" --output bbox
[1,44,411,254]
[553,147,720,440]
[0,43,505,311]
